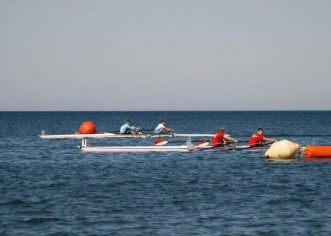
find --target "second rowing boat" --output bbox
[78,140,259,153]
[79,140,213,152]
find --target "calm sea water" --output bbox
[1,111,331,235]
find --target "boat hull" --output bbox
[82,145,195,152]
[80,140,213,152]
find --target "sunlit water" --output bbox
[1,111,331,235]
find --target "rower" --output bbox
[249,128,276,147]
[210,127,238,147]
[120,120,140,135]
[154,120,172,134]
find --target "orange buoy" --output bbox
[303,146,331,159]
[79,121,96,134]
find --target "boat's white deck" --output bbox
[39,131,214,139]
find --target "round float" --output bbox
[79,121,96,134]
[264,140,300,159]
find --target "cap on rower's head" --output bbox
[160,120,166,123]
[257,128,263,132]
[126,120,131,123]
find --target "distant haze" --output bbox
[1,0,330,111]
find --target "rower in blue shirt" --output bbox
[120,120,140,135]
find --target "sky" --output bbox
[1,0,331,111]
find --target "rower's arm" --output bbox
[129,125,136,130]
[264,137,277,142]
[225,136,238,143]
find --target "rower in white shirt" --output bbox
[154,120,172,134]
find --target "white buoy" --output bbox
[264,140,300,159]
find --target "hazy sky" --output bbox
[1,0,330,111]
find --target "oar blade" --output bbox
[154,140,168,145]
[196,141,209,147]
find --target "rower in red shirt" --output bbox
[249,128,276,147]
[210,127,238,146]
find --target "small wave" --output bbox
[1,199,26,206]
[23,217,61,224]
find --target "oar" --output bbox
[154,140,169,145]
[234,142,274,150]
[154,139,210,146]
[209,142,237,150]
[153,138,242,146]
[154,140,211,147]
[252,142,273,148]
[145,130,175,138]
[134,129,154,132]
[105,130,120,134]
[106,129,154,134]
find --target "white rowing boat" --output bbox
[39,130,215,139]
[80,140,213,152]
[79,140,256,153]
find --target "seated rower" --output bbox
[154,120,172,134]
[120,120,140,135]
[211,127,238,146]
[249,128,276,147]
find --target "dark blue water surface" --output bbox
[1,111,331,235]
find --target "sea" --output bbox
[1,111,331,235]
